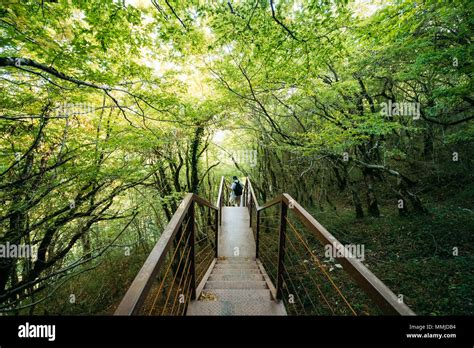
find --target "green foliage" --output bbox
[0,0,472,315]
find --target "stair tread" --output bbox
[214,264,259,269]
[199,288,272,299]
[208,274,264,281]
[216,257,256,263]
[187,295,286,316]
[211,269,262,274]
[204,280,268,289]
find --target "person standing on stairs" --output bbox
[229,176,243,207]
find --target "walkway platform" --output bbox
[186,207,286,316]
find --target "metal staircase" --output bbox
[114,176,415,316]
[187,257,286,315]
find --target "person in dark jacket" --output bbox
[229,176,242,207]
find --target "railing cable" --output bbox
[285,217,357,315]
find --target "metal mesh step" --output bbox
[213,264,259,270]
[216,257,256,263]
[211,268,262,275]
[208,274,264,281]
[204,280,268,289]
[187,300,286,316]
[199,289,273,301]
[187,289,286,316]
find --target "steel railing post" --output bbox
[189,200,196,300]
[219,194,222,226]
[276,200,287,301]
[256,209,260,258]
[249,196,253,227]
[214,207,218,258]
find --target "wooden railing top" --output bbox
[256,194,282,212]
[245,178,415,316]
[194,194,218,210]
[246,178,260,210]
[216,176,225,208]
[114,193,217,315]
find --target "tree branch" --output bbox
[269,0,300,41]
[164,0,187,30]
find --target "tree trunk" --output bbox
[351,187,364,219]
[190,126,204,194]
[364,174,380,217]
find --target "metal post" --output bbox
[256,210,260,258]
[249,196,253,227]
[189,201,196,300]
[244,183,248,207]
[244,185,247,207]
[276,201,287,301]
[214,208,218,258]
[219,194,222,226]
